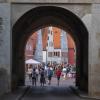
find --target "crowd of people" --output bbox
[26,63,75,87]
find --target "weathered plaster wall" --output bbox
[0,0,7,3]
[82,13,92,96]
[0,0,100,98]
[10,0,100,3]
[11,4,91,25]
[0,3,11,96]
[88,4,100,98]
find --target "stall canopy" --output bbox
[25,59,40,64]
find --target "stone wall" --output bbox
[0,3,11,96]
[10,0,100,3]
[0,0,100,98]
[11,2,100,98]
[75,4,100,98]
[88,4,100,98]
[11,3,91,25]
[0,0,8,3]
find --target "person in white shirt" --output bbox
[35,67,39,81]
[62,67,67,80]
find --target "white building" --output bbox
[61,30,68,64]
[34,29,43,62]
[42,26,68,64]
[46,26,54,64]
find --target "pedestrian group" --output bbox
[27,63,72,87]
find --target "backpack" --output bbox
[48,69,53,77]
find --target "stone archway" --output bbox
[12,6,88,92]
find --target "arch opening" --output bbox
[12,6,88,92]
[25,26,76,87]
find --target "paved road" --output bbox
[0,75,93,100]
[25,74,75,87]
[21,86,89,100]
[23,75,89,100]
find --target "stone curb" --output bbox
[17,86,29,100]
[70,86,100,100]
[0,86,29,100]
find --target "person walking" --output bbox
[32,68,37,86]
[40,68,46,86]
[47,67,53,85]
[62,66,67,80]
[56,67,61,86]
[35,67,39,81]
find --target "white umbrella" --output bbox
[25,59,40,64]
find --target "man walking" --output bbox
[47,67,53,85]
[40,68,46,86]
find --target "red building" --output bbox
[67,34,75,66]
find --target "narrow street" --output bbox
[0,76,92,100]
[21,86,88,100]
[22,75,88,100]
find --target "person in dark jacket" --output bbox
[40,68,46,86]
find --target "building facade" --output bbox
[25,26,75,65]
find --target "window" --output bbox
[62,52,68,57]
[58,52,60,57]
[54,52,55,56]
[48,52,53,57]
[53,52,60,57]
